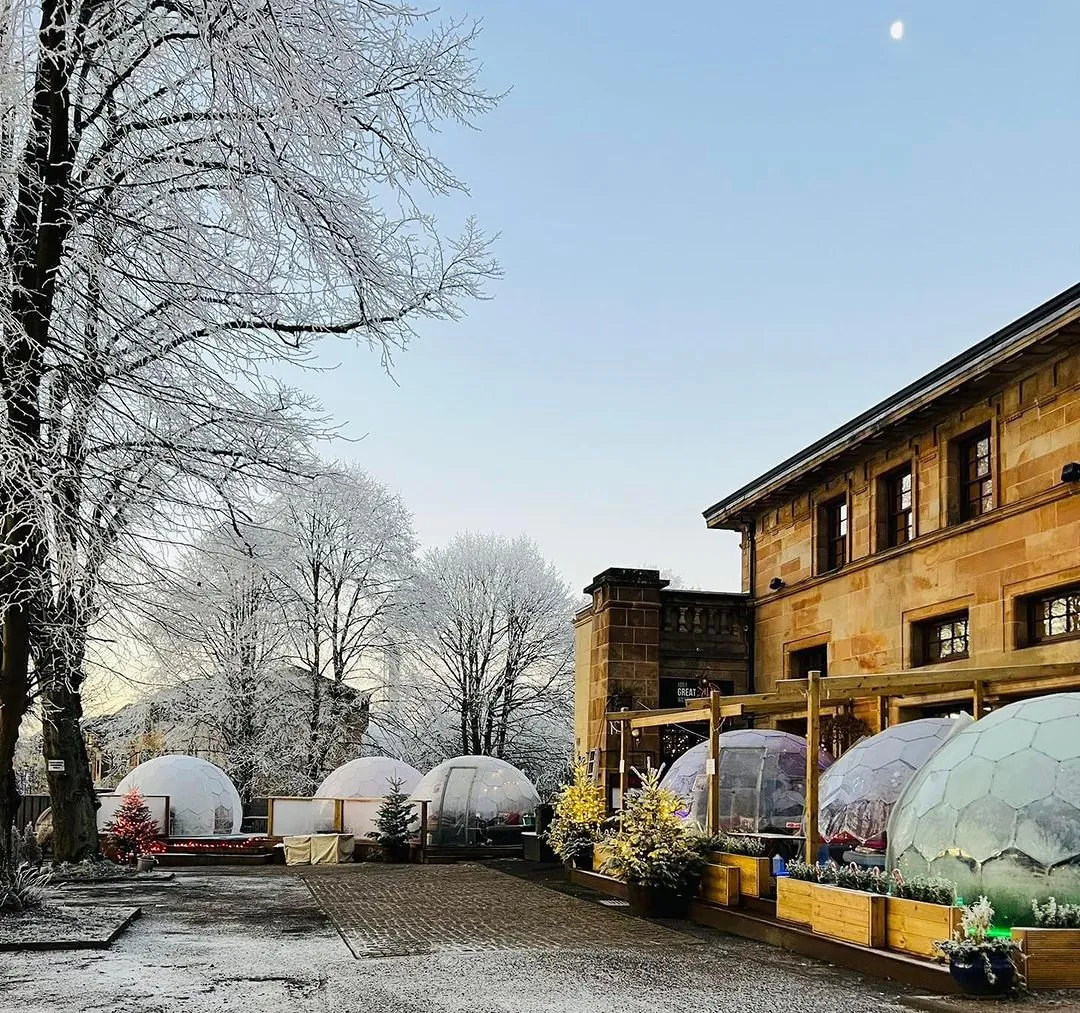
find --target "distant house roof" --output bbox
[703,282,1080,530]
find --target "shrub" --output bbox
[600,767,707,892]
[783,860,821,882]
[711,832,766,857]
[890,869,956,906]
[1031,897,1080,928]
[546,760,608,864]
[0,862,52,913]
[18,823,42,867]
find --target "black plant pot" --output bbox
[571,844,594,871]
[948,953,1016,996]
[381,843,410,864]
[626,882,690,919]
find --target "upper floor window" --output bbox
[959,426,993,521]
[1028,585,1080,645]
[884,466,913,548]
[915,611,970,665]
[820,497,848,572]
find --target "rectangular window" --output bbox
[791,644,828,679]
[915,612,970,665]
[885,466,913,548]
[958,426,993,521]
[1028,585,1080,645]
[821,498,848,571]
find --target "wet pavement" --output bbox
[0,862,920,1013]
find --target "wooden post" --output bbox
[973,681,985,720]
[707,690,721,835]
[875,695,889,733]
[805,669,822,863]
[618,720,629,816]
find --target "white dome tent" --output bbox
[411,755,539,848]
[114,755,242,837]
[315,757,422,799]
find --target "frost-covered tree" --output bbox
[381,533,574,783]
[0,0,498,858]
[272,466,416,787]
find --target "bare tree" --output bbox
[0,0,499,856]
[271,465,416,788]
[388,533,574,783]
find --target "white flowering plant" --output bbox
[935,896,1019,984]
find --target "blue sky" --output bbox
[307,1,1080,594]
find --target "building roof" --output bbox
[703,281,1080,530]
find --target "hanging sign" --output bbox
[47,759,65,772]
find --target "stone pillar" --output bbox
[583,568,667,805]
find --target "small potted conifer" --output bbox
[935,896,1019,995]
[103,788,164,870]
[374,778,417,863]
[546,760,607,869]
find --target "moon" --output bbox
[890,20,904,40]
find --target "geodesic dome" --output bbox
[888,694,1080,924]
[411,755,539,847]
[315,756,422,799]
[820,716,970,846]
[660,730,833,833]
[115,755,242,836]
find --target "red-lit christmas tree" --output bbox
[103,788,165,863]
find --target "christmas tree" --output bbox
[103,788,164,863]
[374,778,417,855]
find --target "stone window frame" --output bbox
[902,595,974,669]
[872,455,916,553]
[1006,568,1080,651]
[1015,581,1080,649]
[784,633,831,680]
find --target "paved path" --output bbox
[1,864,920,1013]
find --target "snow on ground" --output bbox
[0,865,918,1013]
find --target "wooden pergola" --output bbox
[605,662,1080,862]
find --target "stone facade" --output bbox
[574,285,1080,768]
[574,568,750,804]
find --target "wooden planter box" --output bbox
[885,896,962,959]
[776,877,814,927]
[1011,928,1080,988]
[699,862,740,906]
[811,884,886,948]
[712,852,773,898]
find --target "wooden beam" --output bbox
[973,681,985,720]
[707,691,721,835]
[805,669,822,864]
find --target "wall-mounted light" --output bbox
[1062,462,1080,483]
[768,577,785,591]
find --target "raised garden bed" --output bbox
[1011,928,1080,988]
[699,862,740,906]
[592,845,618,878]
[810,883,886,948]
[886,896,962,959]
[0,905,140,952]
[711,852,773,898]
[776,876,814,927]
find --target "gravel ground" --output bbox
[0,903,138,951]
[0,864,933,1013]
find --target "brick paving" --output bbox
[302,862,702,958]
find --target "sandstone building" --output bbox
[575,284,1080,805]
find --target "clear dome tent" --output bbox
[660,729,834,833]
[114,755,242,836]
[315,757,422,799]
[410,755,540,847]
[819,715,970,846]
[888,694,1080,924]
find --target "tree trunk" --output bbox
[0,605,33,870]
[40,650,99,863]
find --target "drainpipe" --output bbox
[744,518,757,697]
